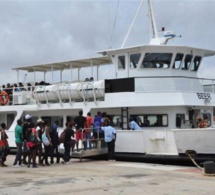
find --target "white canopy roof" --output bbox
[12,56,112,73]
[12,44,215,74]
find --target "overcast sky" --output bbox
[0,0,215,85]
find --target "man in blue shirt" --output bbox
[101,119,116,161]
[129,117,142,130]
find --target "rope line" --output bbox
[108,0,120,49]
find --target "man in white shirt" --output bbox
[101,119,116,161]
[129,117,142,130]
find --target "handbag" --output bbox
[30,134,39,144]
[42,132,50,146]
[22,142,30,154]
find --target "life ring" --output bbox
[0,91,9,105]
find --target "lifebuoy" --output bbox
[0,91,9,105]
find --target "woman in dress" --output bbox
[0,123,9,167]
[41,119,52,166]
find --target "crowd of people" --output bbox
[0,81,51,105]
[0,110,117,167]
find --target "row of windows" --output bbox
[118,53,202,71]
[28,113,210,129]
[29,114,168,128]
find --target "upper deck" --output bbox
[0,44,214,108]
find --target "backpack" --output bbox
[59,129,66,144]
[42,131,50,146]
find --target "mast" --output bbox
[148,0,177,45]
[121,0,177,47]
[148,0,158,40]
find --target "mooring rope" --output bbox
[186,151,215,176]
[185,151,203,170]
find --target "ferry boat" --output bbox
[2,0,215,160]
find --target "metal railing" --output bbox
[77,127,105,150]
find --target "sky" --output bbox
[0,0,215,85]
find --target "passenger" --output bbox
[19,82,26,91]
[27,83,32,91]
[197,116,205,128]
[5,83,12,105]
[35,118,44,166]
[101,119,116,161]
[0,123,9,167]
[26,127,38,168]
[136,116,142,126]
[203,116,209,127]
[74,110,87,151]
[85,112,93,149]
[70,122,77,152]
[107,115,114,126]
[22,114,35,165]
[93,111,104,145]
[2,84,5,91]
[129,117,141,130]
[62,122,75,165]
[143,116,150,127]
[14,83,21,92]
[13,119,23,167]
[39,81,45,85]
[41,119,52,166]
[50,120,60,164]
[115,118,121,127]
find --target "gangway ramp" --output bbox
[73,147,108,161]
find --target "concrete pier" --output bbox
[0,155,215,195]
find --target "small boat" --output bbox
[2,0,215,160]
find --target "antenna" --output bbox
[23,73,27,83]
[121,0,144,48]
[148,0,158,40]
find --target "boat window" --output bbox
[130,53,141,69]
[41,116,64,127]
[131,114,168,127]
[173,53,184,69]
[141,53,172,69]
[176,114,185,128]
[190,56,202,71]
[118,55,126,70]
[181,54,193,70]
[111,115,122,127]
[7,113,16,130]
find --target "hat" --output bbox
[37,118,44,123]
[25,114,32,120]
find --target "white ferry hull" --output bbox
[172,129,215,154]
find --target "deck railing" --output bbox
[1,76,215,106]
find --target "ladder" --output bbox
[121,107,129,130]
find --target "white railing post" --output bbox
[66,83,72,105]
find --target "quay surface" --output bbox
[1,155,215,195]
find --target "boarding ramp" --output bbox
[61,128,108,161]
